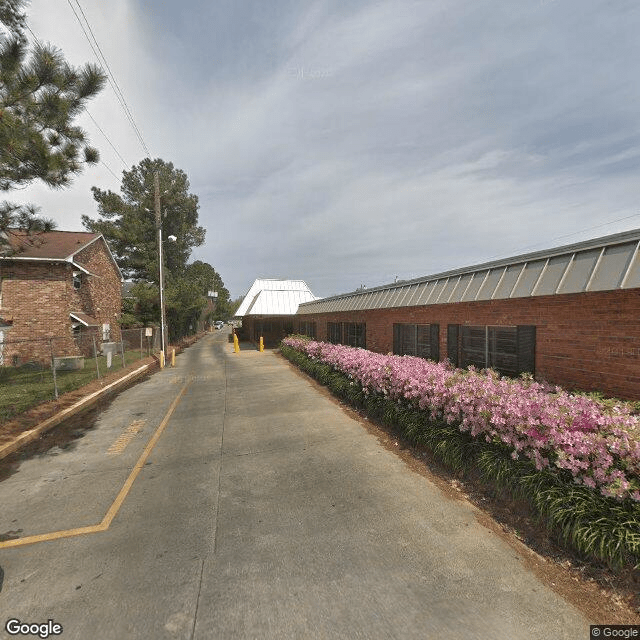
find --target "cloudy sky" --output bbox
[11,0,640,298]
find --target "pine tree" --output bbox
[0,0,106,246]
[83,157,205,281]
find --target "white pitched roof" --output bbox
[235,279,318,317]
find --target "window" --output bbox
[461,326,489,370]
[298,321,316,338]
[448,324,535,377]
[73,270,82,290]
[393,323,439,360]
[460,325,519,375]
[344,323,366,348]
[327,322,366,348]
[328,322,342,344]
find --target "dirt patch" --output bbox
[279,351,640,625]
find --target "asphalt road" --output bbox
[0,332,590,639]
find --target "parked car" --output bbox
[214,321,224,330]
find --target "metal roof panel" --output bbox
[511,261,545,297]
[558,249,600,294]
[622,242,640,288]
[493,265,522,299]
[588,242,636,291]
[449,273,473,303]
[461,271,487,301]
[532,256,570,296]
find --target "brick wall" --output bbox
[74,238,122,343]
[0,261,75,362]
[0,238,122,364]
[297,288,640,400]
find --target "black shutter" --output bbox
[430,323,440,361]
[393,324,401,354]
[416,325,430,358]
[447,324,459,366]
[516,325,536,375]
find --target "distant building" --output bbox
[235,278,318,346]
[296,228,640,400]
[0,230,123,365]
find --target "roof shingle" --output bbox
[2,230,100,260]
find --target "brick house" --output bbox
[296,229,640,400]
[0,230,123,365]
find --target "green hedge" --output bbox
[281,342,640,569]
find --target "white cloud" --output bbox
[5,0,640,299]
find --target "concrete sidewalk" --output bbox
[194,340,590,639]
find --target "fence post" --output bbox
[140,328,143,361]
[121,336,126,368]
[49,338,59,399]
[92,336,101,379]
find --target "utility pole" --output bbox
[155,172,167,359]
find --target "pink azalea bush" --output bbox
[282,337,640,502]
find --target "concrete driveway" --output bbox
[0,332,589,639]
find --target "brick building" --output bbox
[296,229,640,400]
[0,230,123,365]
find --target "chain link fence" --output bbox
[0,327,161,424]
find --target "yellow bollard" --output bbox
[159,350,165,369]
[233,333,240,353]
[259,336,264,352]
[171,348,175,367]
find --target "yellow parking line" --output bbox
[0,381,191,549]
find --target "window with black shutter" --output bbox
[416,324,432,359]
[457,324,535,377]
[447,324,459,366]
[345,322,366,348]
[328,322,342,344]
[516,325,536,375]
[393,324,402,355]
[393,323,439,360]
[429,323,440,361]
[297,321,317,338]
[461,326,487,369]
[487,326,518,377]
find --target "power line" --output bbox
[71,0,150,156]
[66,0,151,157]
[85,111,129,169]
[100,160,120,181]
[484,212,640,261]
[24,21,125,181]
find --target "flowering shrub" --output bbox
[282,337,640,502]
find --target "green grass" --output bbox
[0,350,147,424]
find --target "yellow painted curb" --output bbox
[0,362,155,462]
